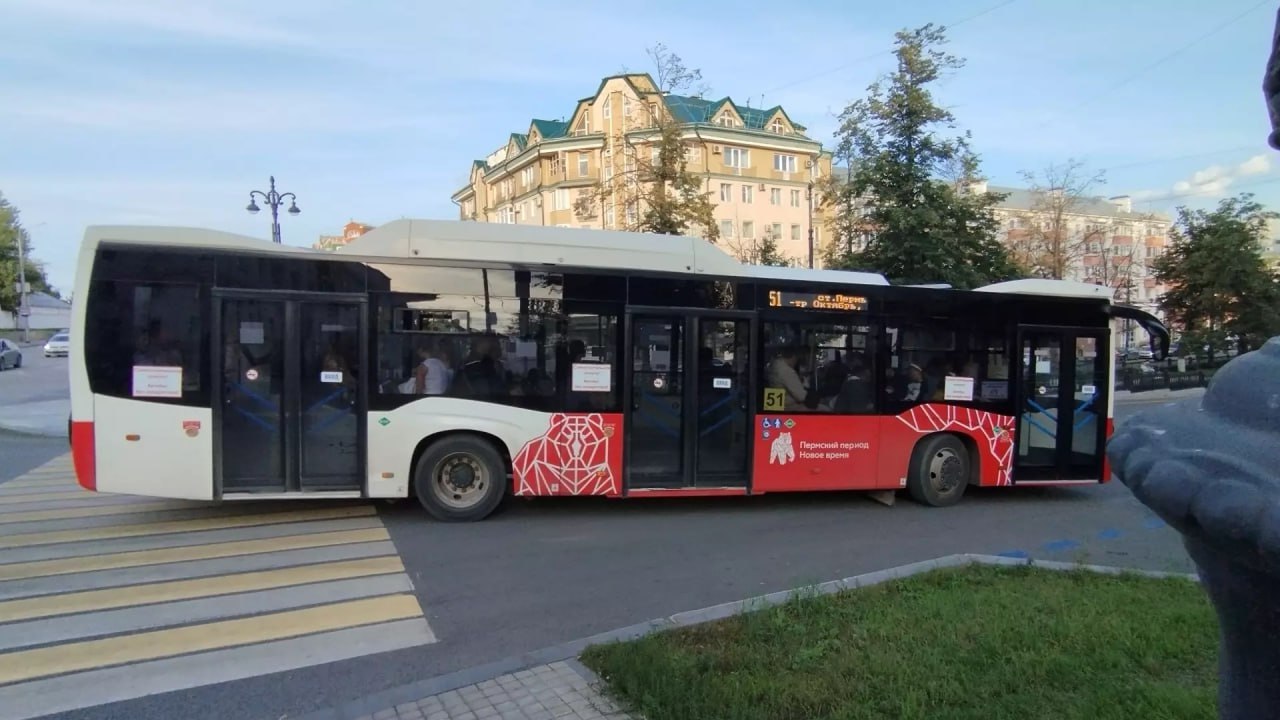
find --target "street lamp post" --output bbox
[15,231,28,345]
[246,176,300,244]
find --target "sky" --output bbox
[1,0,1278,294]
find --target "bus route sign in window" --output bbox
[767,290,868,312]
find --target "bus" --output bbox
[68,220,1168,521]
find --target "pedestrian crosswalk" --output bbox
[0,455,435,720]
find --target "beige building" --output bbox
[983,184,1171,306]
[451,73,832,266]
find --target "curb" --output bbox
[289,554,1199,720]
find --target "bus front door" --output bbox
[1013,326,1110,482]
[626,312,753,490]
[216,293,367,495]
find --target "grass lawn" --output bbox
[581,564,1218,720]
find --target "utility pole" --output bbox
[15,230,29,344]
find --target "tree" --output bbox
[1153,193,1280,359]
[1013,159,1108,279]
[574,44,719,243]
[725,226,793,266]
[821,24,1021,288]
[0,192,56,312]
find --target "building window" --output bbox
[742,185,753,204]
[550,156,562,176]
[790,189,801,207]
[724,147,749,168]
[684,144,702,163]
[790,224,801,241]
[720,220,734,238]
[769,118,786,134]
[602,100,611,119]
[773,154,798,173]
[770,223,781,239]
[716,113,738,127]
[742,221,755,239]
[770,188,781,205]
[720,183,732,202]
[555,188,569,211]
[625,202,637,226]
[578,153,589,177]
[604,205,616,228]
[521,167,535,187]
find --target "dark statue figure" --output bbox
[1107,337,1280,719]
[1267,7,1280,148]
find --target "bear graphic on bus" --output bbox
[769,431,796,465]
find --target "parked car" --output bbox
[43,333,70,358]
[0,339,22,370]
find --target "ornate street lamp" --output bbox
[246,176,300,244]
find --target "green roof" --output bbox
[509,133,528,151]
[662,94,805,133]
[531,119,569,140]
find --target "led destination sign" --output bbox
[767,290,868,312]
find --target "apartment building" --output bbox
[984,184,1171,305]
[451,73,832,266]
[315,221,375,251]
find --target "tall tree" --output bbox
[725,225,793,266]
[1153,193,1280,359]
[1014,159,1108,279]
[575,44,719,243]
[822,24,1021,288]
[0,192,55,312]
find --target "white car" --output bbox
[43,333,70,358]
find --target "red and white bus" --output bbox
[68,220,1168,521]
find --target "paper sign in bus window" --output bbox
[571,363,611,392]
[132,366,183,398]
[239,322,265,345]
[943,376,975,402]
[320,371,343,384]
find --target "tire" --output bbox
[13,355,20,369]
[412,435,507,522]
[906,434,970,507]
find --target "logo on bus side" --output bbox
[182,420,201,438]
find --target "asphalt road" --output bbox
[15,394,1193,720]
[0,345,68,408]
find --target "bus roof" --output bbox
[83,220,1114,302]
[337,219,892,286]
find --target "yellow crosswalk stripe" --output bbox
[0,527,390,581]
[0,594,424,685]
[0,505,377,549]
[0,500,195,524]
[0,489,93,504]
[0,556,406,622]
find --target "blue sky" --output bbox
[1,0,1277,293]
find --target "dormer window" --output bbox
[769,118,786,134]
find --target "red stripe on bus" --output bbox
[71,421,96,491]
[1100,417,1115,483]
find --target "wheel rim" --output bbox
[431,452,490,510]
[929,448,965,494]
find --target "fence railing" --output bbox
[1115,362,1222,393]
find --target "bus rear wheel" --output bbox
[413,435,506,522]
[907,434,969,507]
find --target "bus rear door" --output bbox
[1012,325,1110,483]
[214,291,368,496]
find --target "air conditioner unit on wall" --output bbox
[711,145,722,154]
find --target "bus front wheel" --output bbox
[906,434,969,507]
[413,435,506,522]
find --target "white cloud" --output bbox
[1136,154,1275,202]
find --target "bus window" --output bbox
[761,322,877,414]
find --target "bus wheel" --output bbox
[907,434,969,507]
[413,435,506,522]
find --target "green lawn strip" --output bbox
[581,564,1217,720]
